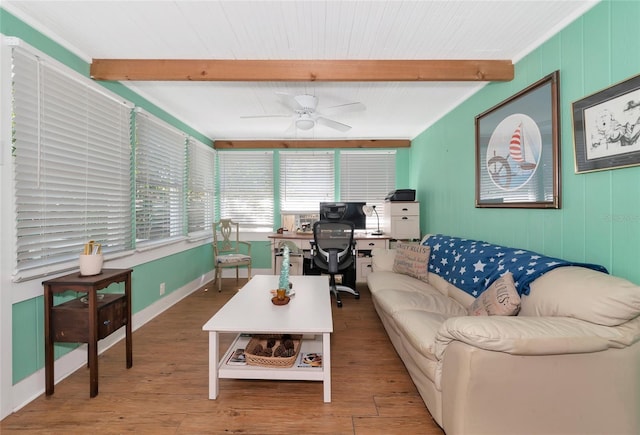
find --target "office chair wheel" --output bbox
[355,293,360,300]
[337,300,343,308]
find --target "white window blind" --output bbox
[11,44,133,280]
[135,110,187,246]
[218,151,273,231]
[280,151,334,213]
[187,137,215,237]
[340,150,396,230]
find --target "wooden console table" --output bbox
[43,268,133,397]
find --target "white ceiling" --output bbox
[3,0,598,142]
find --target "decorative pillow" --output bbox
[392,243,430,283]
[468,272,521,316]
[371,248,396,272]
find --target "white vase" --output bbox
[79,254,104,276]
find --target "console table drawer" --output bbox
[51,294,127,342]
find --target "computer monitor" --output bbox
[319,202,366,230]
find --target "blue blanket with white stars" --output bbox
[422,234,608,296]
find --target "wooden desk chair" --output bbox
[212,219,252,292]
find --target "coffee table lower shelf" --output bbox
[213,333,331,402]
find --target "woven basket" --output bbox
[244,334,302,368]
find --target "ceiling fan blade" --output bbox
[316,116,351,132]
[275,92,303,110]
[284,119,297,136]
[323,101,366,114]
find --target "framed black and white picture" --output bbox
[475,71,561,208]
[572,73,640,173]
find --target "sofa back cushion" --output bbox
[371,248,396,272]
[428,272,475,306]
[521,266,640,326]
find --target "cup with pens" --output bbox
[79,240,103,276]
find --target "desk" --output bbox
[43,268,133,397]
[268,232,390,283]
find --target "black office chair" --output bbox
[310,220,359,308]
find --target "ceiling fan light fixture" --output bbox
[296,114,315,130]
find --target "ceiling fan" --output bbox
[241,93,365,132]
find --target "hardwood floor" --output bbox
[1,279,444,434]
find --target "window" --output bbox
[11,43,133,280]
[280,150,334,214]
[135,110,187,246]
[218,151,273,231]
[187,137,215,237]
[340,150,396,230]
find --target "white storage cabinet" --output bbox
[383,201,420,240]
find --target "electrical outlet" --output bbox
[160,282,166,295]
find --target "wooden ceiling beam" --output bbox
[214,139,411,149]
[90,59,513,82]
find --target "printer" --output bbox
[385,189,416,202]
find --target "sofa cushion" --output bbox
[521,266,640,326]
[374,288,468,317]
[434,315,629,358]
[367,271,436,296]
[371,247,396,272]
[393,243,430,282]
[392,309,449,360]
[428,272,476,308]
[468,272,521,316]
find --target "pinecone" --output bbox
[261,347,273,357]
[251,343,273,357]
[282,339,294,350]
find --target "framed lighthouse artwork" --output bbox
[475,71,561,208]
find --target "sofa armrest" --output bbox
[434,316,639,358]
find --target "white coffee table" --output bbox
[202,274,333,402]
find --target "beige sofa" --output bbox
[367,236,640,435]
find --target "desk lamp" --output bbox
[362,205,383,236]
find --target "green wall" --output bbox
[411,0,640,282]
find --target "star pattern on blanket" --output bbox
[424,234,607,296]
